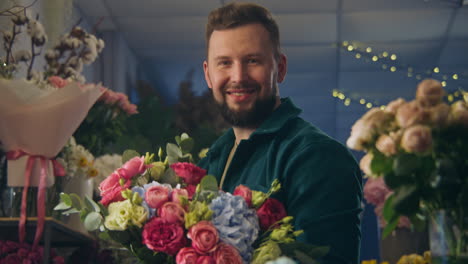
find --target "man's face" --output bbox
[203,23,287,128]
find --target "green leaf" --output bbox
[382,215,399,238]
[160,169,178,186]
[69,193,83,210]
[382,194,395,221]
[84,211,102,231]
[200,175,218,192]
[392,185,419,215]
[393,154,419,176]
[175,135,181,145]
[383,172,404,189]
[180,133,190,141]
[179,138,194,154]
[80,208,90,222]
[61,208,80,215]
[370,151,393,175]
[166,143,182,160]
[294,250,319,264]
[108,230,131,244]
[54,202,71,211]
[84,195,101,213]
[59,193,72,207]
[122,149,141,163]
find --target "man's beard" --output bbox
[214,84,277,128]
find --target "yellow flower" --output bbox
[198,148,209,159]
[252,240,281,264]
[88,167,98,178]
[79,157,88,167]
[104,200,147,231]
[131,205,148,228]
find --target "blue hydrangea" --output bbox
[210,192,259,263]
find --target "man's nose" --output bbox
[231,62,248,83]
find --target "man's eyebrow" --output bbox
[213,56,231,61]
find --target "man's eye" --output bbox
[248,59,258,64]
[218,61,231,66]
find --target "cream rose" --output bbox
[416,79,445,107]
[375,134,397,157]
[347,108,393,150]
[385,98,406,114]
[449,100,468,126]
[396,100,430,128]
[429,103,450,127]
[401,125,432,153]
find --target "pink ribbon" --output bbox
[6,150,65,249]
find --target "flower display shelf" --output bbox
[0,217,94,263]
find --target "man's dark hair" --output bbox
[205,2,281,59]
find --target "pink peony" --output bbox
[145,185,170,209]
[117,156,151,180]
[213,243,242,264]
[170,162,206,185]
[196,256,216,264]
[363,177,391,206]
[188,221,219,254]
[233,185,252,207]
[158,202,186,224]
[142,217,187,256]
[256,198,287,230]
[176,247,200,264]
[48,76,69,88]
[401,125,432,153]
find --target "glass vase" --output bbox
[429,210,468,264]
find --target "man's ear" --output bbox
[277,53,287,83]
[203,60,213,89]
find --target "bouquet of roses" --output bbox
[55,134,327,264]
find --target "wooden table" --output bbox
[0,217,94,263]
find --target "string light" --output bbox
[336,41,466,109]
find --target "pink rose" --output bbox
[48,76,69,88]
[100,185,129,206]
[122,102,139,115]
[170,162,206,185]
[171,188,189,205]
[197,256,216,264]
[145,185,170,209]
[186,185,197,199]
[256,198,287,230]
[99,172,121,197]
[233,185,252,207]
[158,202,186,224]
[416,79,444,107]
[142,217,187,256]
[117,156,150,180]
[176,247,200,264]
[100,89,119,105]
[401,125,432,153]
[213,243,242,264]
[363,177,391,206]
[188,221,219,254]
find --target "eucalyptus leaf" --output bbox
[54,202,71,211]
[84,211,102,231]
[179,138,194,154]
[160,168,178,186]
[180,133,190,141]
[84,195,101,213]
[61,208,80,215]
[200,175,218,192]
[69,193,83,210]
[59,193,72,207]
[166,143,182,160]
[122,149,141,163]
[175,136,181,145]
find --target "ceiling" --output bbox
[75,0,468,137]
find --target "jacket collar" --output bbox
[208,97,302,154]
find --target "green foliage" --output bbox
[122,149,140,163]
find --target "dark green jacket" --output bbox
[198,98,362,264]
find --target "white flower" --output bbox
[27,20,47,46]
[61,136,95,179]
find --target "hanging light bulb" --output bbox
[390,54,397,60]
[366,47,372,53]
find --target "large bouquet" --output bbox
[55,134,327,264]
[347,79,468,256]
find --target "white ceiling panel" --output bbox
[342,0,456,12]
[105,0,220,17]
[450,8,468,38]
[283,45,336,72]
[117,16,206,49]
[342,9,453,42]
[276,14,337,44]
